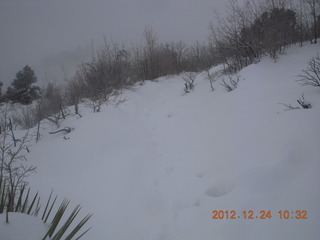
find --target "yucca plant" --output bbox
[0,184,92,239]
[42,190,56,223]
[0,177,7,214]
[42,197,92,240]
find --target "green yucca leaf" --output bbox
[42,199,70,240]
[0,179,7,214]
[52,204,82,240]
[21,188,30,213]
[42,190,53,221]
[7,186,13,212]
[49,199,70,235]
[0,177,3,199]
[15,185,26,212]
[34,197,41,216]
[44,195,58,223]
[75,227,92,240]
[27,192,38,215]
[65,214,93,240]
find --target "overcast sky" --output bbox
[0,0,226,87]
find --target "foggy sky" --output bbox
[0,0,225,87]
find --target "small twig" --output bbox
[297,93,311,109]
[49,127,72,135]
[278,94,311,111]
[278,103,300,111]
[8,118,20,147]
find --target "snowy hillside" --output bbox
[2,43,320,240]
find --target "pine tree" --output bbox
[0,81,3,102]
[6,65,41,104]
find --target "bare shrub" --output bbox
[65,77,84,117]
[205,69,222,91]
[220,75,241,92]
[0,107,36,212]
[297,55,320,87]
[12,105,37,130]
[182,72,197,93]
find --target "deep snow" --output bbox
[1,43,320,240]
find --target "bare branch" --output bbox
[220,75,241,92]
[279,103,301,111]
[279,94,312,111]
[0,108,35,212]
[182,72,197,93]
[297,55,320,87]
[297,93,312,108]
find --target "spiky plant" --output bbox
[0,185,92,239]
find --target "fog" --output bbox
[0,0,226,88]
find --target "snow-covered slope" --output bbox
[3,44,319,240]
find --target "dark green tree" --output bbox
[0,81,3,102]
[6,65,41,104]
[241,8,297,59]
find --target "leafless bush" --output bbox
[111,90,127,108]
[220,75,241,92]
[86,97,104,113]
[41,82,70,128]
[182,72,197,93]
[65,77,84,117]
[0,108,36,211]
[205,69,222,91]
[297,55,320,87]
[11,105,37,130]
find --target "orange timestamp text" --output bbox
[211,210,308,220]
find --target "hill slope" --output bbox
[11,44,320,239]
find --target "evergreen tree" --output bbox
[241,8,297,59]
[6,65,41,104]
[0,81,3,102]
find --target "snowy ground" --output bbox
[1,43,320,239]
[0,213,49,240]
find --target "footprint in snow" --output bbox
[167,112,174,118]
[196,172,205,178]
[193,200,201,207]
[205,181,235,198]
[165,166,175,174]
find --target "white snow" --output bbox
[1,43,320,240]
[0,213,49,240]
